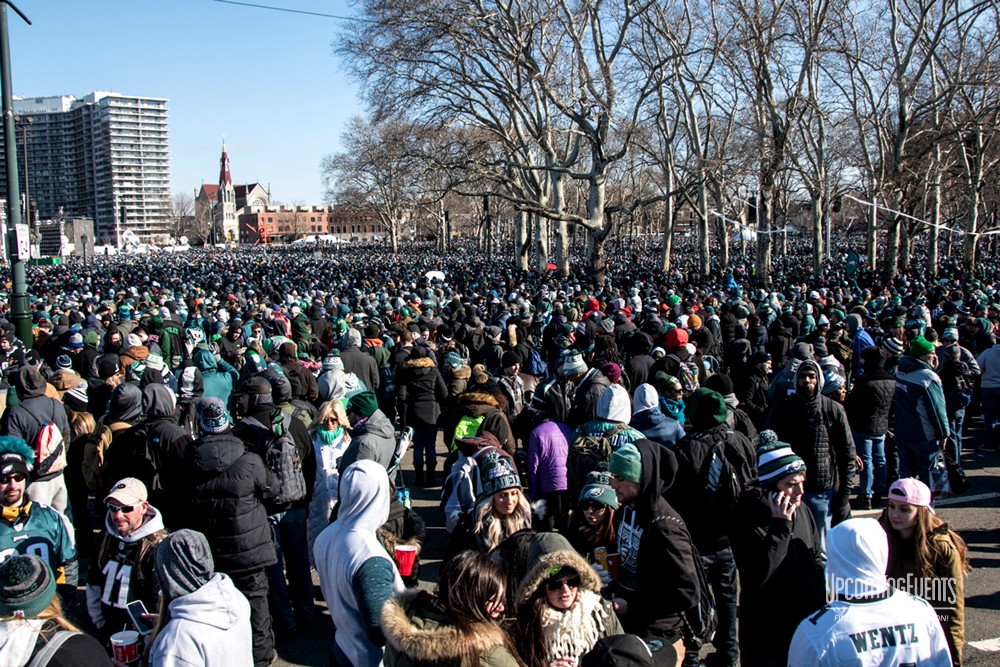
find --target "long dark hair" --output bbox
[436,551,525,666]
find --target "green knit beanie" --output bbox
[909,336,934,358]
[608,443,642,484]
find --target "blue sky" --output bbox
[9,0,363,204]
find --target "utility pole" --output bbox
[1,2,32,348]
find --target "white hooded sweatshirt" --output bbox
[788,518,951,666]
[147,572,253,667]
[314,459,404,667]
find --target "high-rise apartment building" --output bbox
[0,91,170,242]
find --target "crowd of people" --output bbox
[0,233,991,666]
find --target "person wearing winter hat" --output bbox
[515,532,624,666]
[567,470,620,561]
[181,397,276,667]
[630,383,685,449]
[339,390,397,482]
[564,352,612,428]
[668,386,754,667]
[788,518,951,666]
[146,529,254,667]
[895,336,951,486]
[766,358,856,552]
[471,451,532,553]
[879,479,971,665]
[607,440,698,660]
[730,433,824,666]
[0,555,112,666]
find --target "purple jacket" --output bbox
[526,420,572,498]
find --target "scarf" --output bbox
[319,424,343,444]
[0,618,47,667]
[660,397,685,423]
[540,589,609,663]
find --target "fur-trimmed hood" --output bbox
[516,548,602,605]
[404,356,436,369]
[382,589,509,663]
[452,365,472,380]
[459,390,502,410]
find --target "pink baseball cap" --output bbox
[888,478,935,513]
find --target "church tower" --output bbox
[218,140,237,242]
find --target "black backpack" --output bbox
[566,423,629,500]
[243,413,307,505]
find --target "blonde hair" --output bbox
[1,596,79,636]
[68,409,96,441]
[315,400,350,431]
[474,489,531,553]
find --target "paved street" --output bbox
[277,426,1000,666]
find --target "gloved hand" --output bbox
[531,498,548,521]
[591,563,611,586]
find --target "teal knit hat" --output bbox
[608,443,642,484]
[346,391,379,418]
[0,555,56,619]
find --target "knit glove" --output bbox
[591,563,611,587]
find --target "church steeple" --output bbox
[219,138,233,188]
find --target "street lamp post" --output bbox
[0,2,32,348]
[16,114,29,225]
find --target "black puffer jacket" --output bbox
[845,369,895,437]
[180,430,276,574]
[141,384,192,524]
[397,355,448,427]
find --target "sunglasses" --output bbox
[546,576,581,592]
[580,501,608,512]
[107,503,135,514]
[0,473,26,484]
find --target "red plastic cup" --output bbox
[395,545,418,576]
[110,630,141,664]
[607,552,621,581]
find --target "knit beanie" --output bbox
[64,381,89,413]
[560,352,587,376]
[154,529,215,602]
[664,328,688,349]
[608,443,642,484]
[346,391,379,418]
[579,470,619,510]
[757,437,806,486]
[501,350,520,369]
[0,555,56,619]
[821,370,846,395]
[67,332,84,349]
[909,336,935,358]
[479,451,521,498]
[882,337,904,356]
[197,397,230,434]
[942,327,959,342]
[703,373,734,397]
[55,355,73,371]
[688,387,728,430]
[322,350,344,372]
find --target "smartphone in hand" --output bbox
[126,600,154,636]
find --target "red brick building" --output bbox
[240,205,381,244]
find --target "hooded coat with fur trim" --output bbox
[441,391,514,455]
[382,589,521,667]
[515,549,623,664]
[398,356,449,427]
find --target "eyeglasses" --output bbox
[0,473,26,484]
[546,576,581,592]
[580,501,608,513]
[107,503,135,514]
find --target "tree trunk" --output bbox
[516,211,529,270]
[812,194,824,278]
[698,182,710,276]
[390,222,399,253]
[534,213,549,273]
[755,187,773,282]
[589,224,610,287]
[963,189,980,269]
[866,192,878,268]
[556,220,569,276]
[929,155,941,276]
[899,223,911,273]
[661,171,675,272]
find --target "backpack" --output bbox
[32,404,66,475]
[524,347,548,377]
[449,414,486,451]
[696,436,740,514]
[81,419,132,491]
[243,413,307,505]
[566,423,629,500]
[667,354,701,396]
